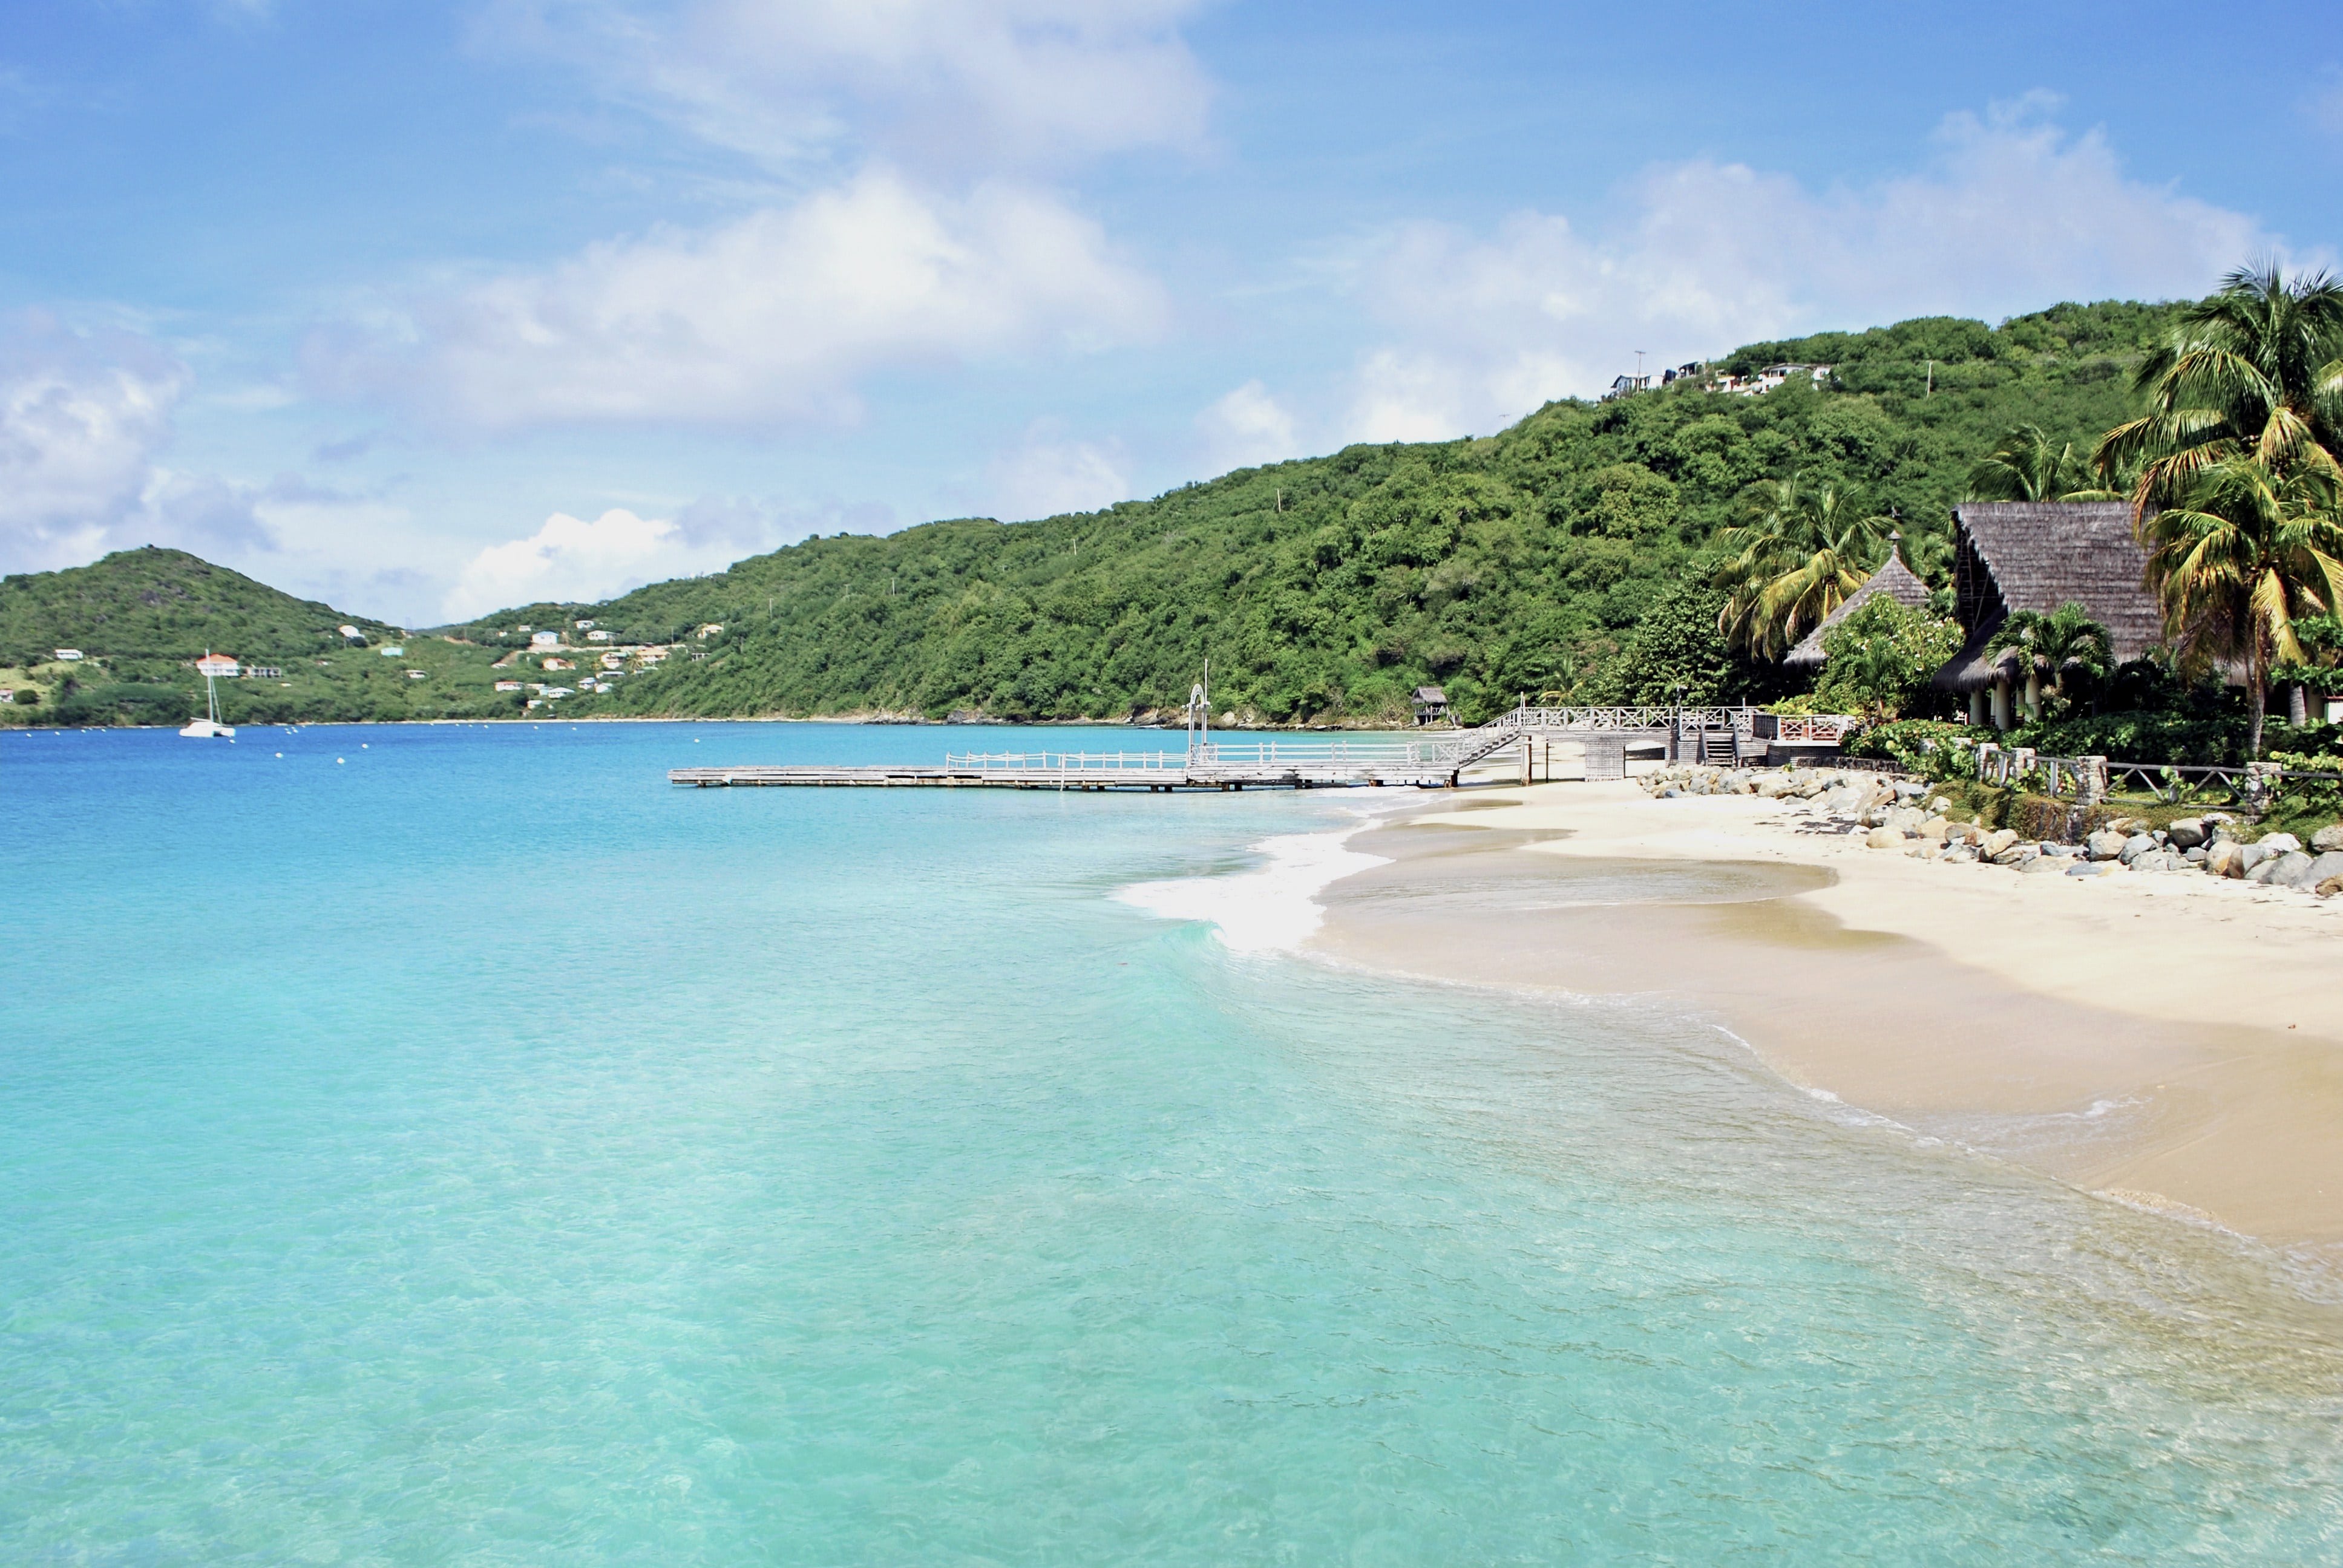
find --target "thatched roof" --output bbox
[1928,502,2164,692]
[1781,554,1932,670]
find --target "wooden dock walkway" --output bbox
[667,705,1827,791]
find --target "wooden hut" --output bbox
[1411,685,1450,726]
[1781,550,1933,672]
[1926,501,2165,728]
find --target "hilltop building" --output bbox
[1411,685,1450,725]
[195,653,240,679]
[1926,501,2164,729]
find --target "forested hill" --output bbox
[0,549,514,727]
[1,298,2186,729]
[0,546,400,659]
[455,299,2184,726]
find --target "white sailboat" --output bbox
[180,654,237,739]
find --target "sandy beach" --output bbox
[1311,780,2343,1255]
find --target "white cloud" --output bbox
[486,0,1212,172]
[0,313,277,571]
[1194,379,1300,472]
[985,425,1128,520]
[310,169,1167,431]
[1345,101,2298,442]
[444,506,746,617]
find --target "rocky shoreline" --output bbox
[1641,763,2343,897]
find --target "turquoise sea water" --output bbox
[5,721,2342,1564]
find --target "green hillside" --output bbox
[0,547,519,726]
[454,298,2189,726]
[2,297,2192,728]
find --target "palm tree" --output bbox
[1985,602,2114,719]
[1711,474,1890,659]
[2094,263,2343,507]
[1966,425,2117,501]
[2139,455,2343,758]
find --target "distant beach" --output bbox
[1309,780,2343,1261]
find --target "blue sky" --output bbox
[4,0,2339,623]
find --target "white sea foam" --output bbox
[1115,817,1393,953]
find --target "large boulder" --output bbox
[2260,851,2318,889]
[2020,853,2068,874]
[2240,842,2280,874]
[1981,828,2019,859]
[2166,818,2207,849]
[1916,816,1951,846]
[2302,851,2343,895]
[2085,828,2130,861]
[2310,824,2343,854]
[2204,841,2249,878]
[2256,832,2304,855]
[2117,833,2158,865]
[1993,841,2040,867]
[2066,860,2117,877]
[1864,827,1906,849]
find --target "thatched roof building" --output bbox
[1928,503,2164,706]
[1781,552,1932,670]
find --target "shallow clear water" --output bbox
[5,722,2342,1564]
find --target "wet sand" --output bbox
[1310,783,2343,1255]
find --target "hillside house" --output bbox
[542,656,574,671]
[586,629,612,642]
[495,680,523,692]
[195,653,240,679]
[575,619,595,630]
[1411,685,1450,726]
[530,630,560,648]
[53,648,84,661]
[1781,549,1933,673]
[1927,501,2165,728]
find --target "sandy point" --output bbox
[1308,780,2343,1257]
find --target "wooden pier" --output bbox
[668,705,1816,791]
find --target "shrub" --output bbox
[1844,719,1991,782]
[1812,599,1964,720]
[2016,710,2246,766]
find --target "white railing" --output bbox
[1482,705,1755,733]
[945,749,1190,773]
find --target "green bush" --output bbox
[1812,599,1964,720]
[2016,710,2246,765]
[1844,719,1991,782]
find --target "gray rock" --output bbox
[2166,818,2206,849]
[2312,825,2343,854]
[2183,845,2209,864]
[2040,841,2079,857]
[2118,833,2157,865]
[2263,851,2318,889]
[1993,843,2040,867]
[1660,788,1682,799]
[2204,841,2249,878]
[2066,860,2117,877]
[2020,853,2068,874]
[1941,843,1980,864]
[1981,828,2020,859]
[2302,851,2343,895]
[2240,843,2278,874]
[1930,797,1952,814]
[2255,832,2303,854]
[1864,826,1905,849]
[2085,828,2130,861]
